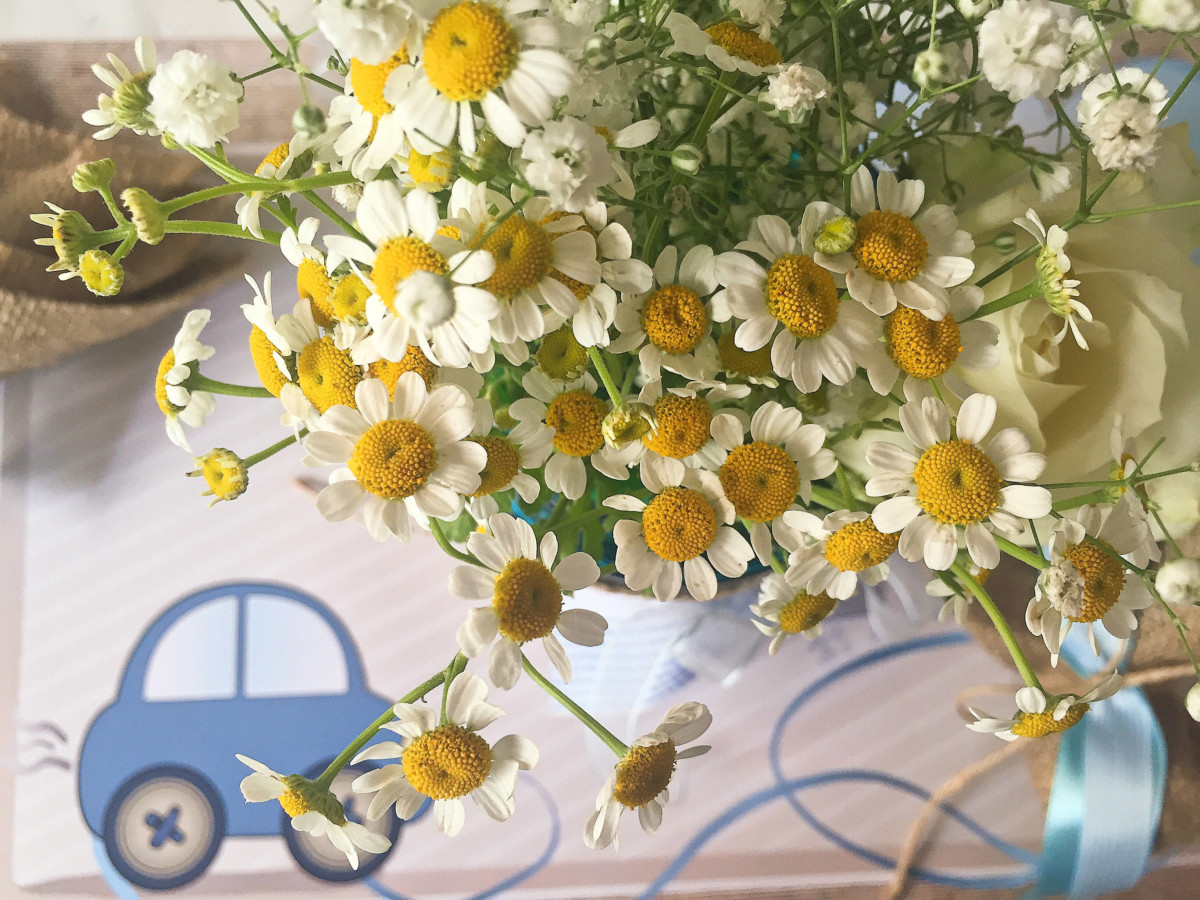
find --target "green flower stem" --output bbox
[429,517,480,566]
[185,145,248,184]
[1052,489,1113,511]
[952,562,1043,690]
[440,653,470,726]
[1151,589,1200,682]
[163,219,282,245]
[996,535,1048,570]
[161,181,274,213]
[521,653,628,756]
[97,185,128,227]
[108,232,138,265]
[836,465,857,509]
[186,374,275,398]
[588,346,625,409]
[770,553,786,575]
[1156,57,1200,121]
[548,505,611,537]
[301,189,366,243]
[234,62,284,83]
[314,664,454,791]
[161,170,360,215]
[243,430,304,468]
[1083,198,1200,224]
[964,282,1040,321]
[809,483,845,512]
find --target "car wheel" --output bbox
[102,766,225,890]
[283,761,402,882]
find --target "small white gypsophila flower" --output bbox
[1036,560,1087,620]
[1031,161,1071,201]
[729,0,786,38]
[147,50,241,148]
[1188,683,1200,722]
[313,0,418,65]
[1077,69,1169,172]
[1157,558,1200,607]
[1132,0,1200,33]
[977,0,1070,102]
[520,118,615,213]
[913,47,966,92]
[1058,16,1109,92]
[764,63,828,122]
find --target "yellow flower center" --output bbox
[613,739,676,808]
[1035,245,1079,319]
[479,216,554,300]
[641,284,708,355]
[297,336,363,413]
[765,254,840,339]
[278,790,309,818]
[331,272,372,322]
[249,326,289,397]
[643,395,712,459]
[1011,703,1088,738]
[79,249,123,296]
[155,349,182,415]
[298,259,335,329]
[256,142,291,175]
[370,345,439,393]
[913,440,1001,526]
[350,49,410,121]
[823,517,898,572]
[423,1,519,102]
[349,419,438,499]
[373,236,450,313]
[402,724,493,799]
[778,590,838,633]
[408,148,452,188]
[717,332,773,378]
[1061,540,1125,622]
[719,441,799,522]
[853,210,929,283]
[492,556,563,641]
[703,22,781,66]
[537,325,589,380]
[194,449,249,502]
[641,486,717,562]
[470,436,522,496]
[885,307,962,379]
[546,391,606,457]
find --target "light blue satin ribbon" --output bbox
[1034,625,1167,899]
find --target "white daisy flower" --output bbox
[750,569,841,653]
[1013,209,1091,349]
[391,0,574,156]
[1026,494,1158,663]
[313,0,420,65]
[663,12,781,75]
[585,702,712,850]
[631,379,740,470]
[235,136,319,239]
[147,49,241,149]
[303,375,486,541]
[717,210,881,393]
[334,50,420,180]
[709,401,837,563]
[83,36,159,140]
[154,309,217,452]
[452,513,607,687]
[866,392,1052,570]
[775,509,899,600]
[606,456,754,602]
[236,755,391,869]
[967,674,1122,740]
[328,181,499,368]
[350,672,539,837]
[817,168,975,321]
[276,217,339,328]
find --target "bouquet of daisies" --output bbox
[35,0,1200,865]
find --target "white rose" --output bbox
[909,125,1200,532]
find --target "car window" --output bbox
[143,596,238,701]
[243,594,349,697]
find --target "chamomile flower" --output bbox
[391,0,574,156]
[664,12,781,74]
[264,296,366,414]
[610,244,721,381]
[718,211,880,393]
[776,510,899,600]
[154,309,217,452]
[866,392,1051,570]
[927,564,991,624]
[328,181,498,368]
[967,674,1122,740]
[83,37,159,140]
[1014,209,1091,349]
[751,569,841,653]
[334,49,418,180]
[817,168,974,321]
[452,513,607,687]
[236,755,391,869]
[585,702,712,850]
[606,456,754,602]
[236,137,316,239]
[1025,494,1158,662]
[350,672,539,837]
[862,284,1000,396]
[304,375,486,541]
[633,379,736,469]
[464,395,553,518]
[710,401,837,563]
[279,218,337,328]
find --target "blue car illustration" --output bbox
[78,582,406,890]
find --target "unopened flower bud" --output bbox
[602,403,655,447]
[957,0,992,18]
[536,326,589,381]
[122,188,166,245]
[72,158,116,193]
[292,103,326,137]
[584,34,616,68]
[78,249,124,297]
[813,215,857,256]
[1187,682,1200,722]
[670,143,704,174]
[30,205,95,270]
[1157,558,1200,607]
[992,230,1017,253]
[188,448,249,506]
[913,48,954,91]
[613,13,641,41]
